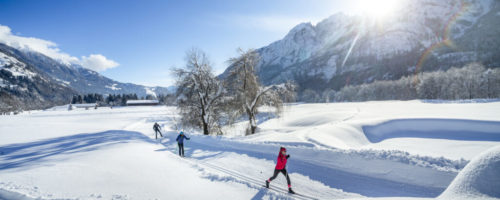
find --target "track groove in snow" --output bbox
[156,132,454,197]
[1,101,499,199]
[185,157,316,200]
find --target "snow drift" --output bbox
[440,145,500,199]
[363,118,500,143]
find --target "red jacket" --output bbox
[275,147,289,170]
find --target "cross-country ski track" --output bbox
[1,100,500,199]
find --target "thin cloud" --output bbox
[0,24,119,72]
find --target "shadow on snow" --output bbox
[0,130,154,171]
[158,132,445,198]
[363,118,500,143]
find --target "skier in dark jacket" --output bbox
[153,122,163,139]
[176,131,190,157]
[265,146,295,194]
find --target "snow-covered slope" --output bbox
[1,101,499,199]
[0,47,77,113]
[221,0,500,95]
[0,52,37,78]
[240,101,500,160]
[0,43,170,99]
[439,145,500,199]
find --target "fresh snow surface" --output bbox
[0,52,36,78]
[55,78,71,86]
[0,101,499,200]
[439,145,500,199]
[126,100,159,104]
[0,52,18,68]
[105,83,121,91]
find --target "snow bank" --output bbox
[421,99,500,104]
[362,118,500,143]
[439,145,500,199]
[344,149,468,172]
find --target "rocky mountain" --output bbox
[0,45,77,113]
[221,0,500,95]
[0,43,171,112]
[0,43,170,97]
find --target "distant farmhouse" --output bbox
[68,103,97,111]
[126,100,160,106]
[72,103,97,109]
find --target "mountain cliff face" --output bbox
[222,0,499,93]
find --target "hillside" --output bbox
[221,0,500,96]
[0,43,171,112]
[0,47,77,113]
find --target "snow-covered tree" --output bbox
[417,71,442,99]
[460,63,483,99]
[174,48,225,135]
[335,85,357,102]
[300,89,321,103]
[481,68,494,98]
[322,89,336,103]
[485,68,500,98]
[333,63,498,101]
[225,48,296,135]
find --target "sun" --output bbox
[358,0,401,20]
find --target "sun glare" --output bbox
[358,0,400,20]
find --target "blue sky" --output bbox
[0,0,362,87]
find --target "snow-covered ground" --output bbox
[0,100,499,200]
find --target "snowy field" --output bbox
[0,100,500,200]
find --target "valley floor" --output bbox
[0,100,499,200]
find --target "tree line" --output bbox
[334,63,500,102]
[71,93,176,106]
[300,63,500,103]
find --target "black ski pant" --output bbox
[178,143,185,156]
[268,169,291,186]
[155,129,163,139]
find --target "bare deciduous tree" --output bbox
[174,48,225,135]
[225,48,296,135]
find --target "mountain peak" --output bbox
[222,0,500,94]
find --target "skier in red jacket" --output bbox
[265,147,295,194]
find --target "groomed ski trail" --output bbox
[181,155,318,200]
[128,107,458,198]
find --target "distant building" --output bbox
[126,100,159,106]
[72,103,98,109]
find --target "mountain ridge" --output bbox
[0,43,171,112]
[221,0,500,96]
[0,44,77,112]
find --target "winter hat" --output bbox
[180,131,184,135]
[280,147,286,152]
